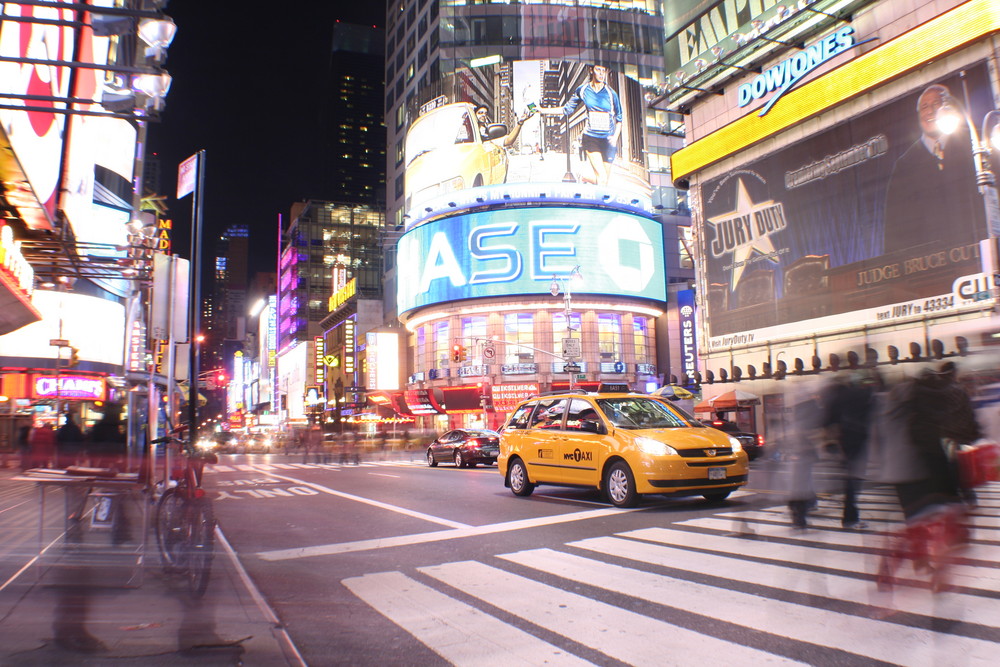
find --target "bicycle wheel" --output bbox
[185,497,215,597]
[155,487,186,571]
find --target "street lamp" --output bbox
[550,265,583,391]
[934,77,1000,286]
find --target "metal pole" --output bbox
[187,150,205,444]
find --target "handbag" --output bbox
[956,443,1000,489]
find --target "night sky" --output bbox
[146,2,384,279]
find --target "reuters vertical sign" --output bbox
[678,289,697,384]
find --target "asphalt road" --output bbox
[206,453,769,664]
[208,453,1000,667]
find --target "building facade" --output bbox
[276,201,386,428]
[668,0,1000,437]
[0,1,175,451]
[381,0,693,431]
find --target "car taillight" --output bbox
[757,434,765,446]
[468,439,480,447]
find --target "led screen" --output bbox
[0,3,77,228]
[396,207,666,315]
[699,62,998,348]
[405,60,650,217]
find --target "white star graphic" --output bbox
[707,178,780,290]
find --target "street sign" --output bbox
[577,374,587,380]
[562,337,581,360]
[563,363,581,373]
[482,342,496,360]
[49,339,69,347]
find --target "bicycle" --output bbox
[151,433,217,597]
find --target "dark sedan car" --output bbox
[426,429,501,468]
[708,419,764,460]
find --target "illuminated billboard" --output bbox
[405,60,651,218]
[0,2,77,229]
[700,62,998,348]
[396,207,666,315]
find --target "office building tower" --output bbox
[379,0,690,430]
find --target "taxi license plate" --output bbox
[708,467,726,480]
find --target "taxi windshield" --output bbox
[595,397,690,430]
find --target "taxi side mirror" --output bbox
[579,419,605,434]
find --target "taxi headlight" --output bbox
[635,437,678,457]
[727,435,743,452]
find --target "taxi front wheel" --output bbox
[605,461,638,508]
[508,459,534,497]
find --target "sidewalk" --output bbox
[0,466,299,666]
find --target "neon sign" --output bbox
[32,375,106,400]
[0,223,35,297]
[738,26,855,116]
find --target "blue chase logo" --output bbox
[738,26,856,117]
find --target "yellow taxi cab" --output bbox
[498,392,749,507]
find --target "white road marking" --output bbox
[233,469,470,530]
[678,516,1000,562]
[570,535,1000,625]
[257,506,645,561]
[368,473,400,478]
[622,527,1000,592]
[420,560,807,666]
[498,548,998,666]
[343,571,594,667]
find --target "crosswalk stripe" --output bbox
[676,517,1000,562]
[721,507,1000,535]
[342,571,594,666]
[419,560,808,666]
[621,527,1000,593]
[568,535,1000,625]
[498,548,999,666]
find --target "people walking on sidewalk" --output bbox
[27,423,56,469]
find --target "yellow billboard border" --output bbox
[671,0,1000,183]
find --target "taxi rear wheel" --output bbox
[605,461,638,508]
[508,459,534,497]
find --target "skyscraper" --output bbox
[381,1,690,430]
[275,201,385,425]
[323,23,386,206]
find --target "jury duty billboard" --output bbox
[700,62,998,346]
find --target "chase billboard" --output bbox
[396,207,666,315]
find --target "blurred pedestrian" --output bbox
[304,425,322,463]
[85,403,130,544]
[870,369,970,591]
[56,412,86,468]
[87,403,127,472]
[786,381,825,529]
[821,367,881,528]
[16,422,31,470]
[938,361,982,504]
[28,423,56,469]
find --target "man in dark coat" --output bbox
[56,412,86,468]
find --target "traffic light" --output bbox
[451,343,464,362]
[68,347,79,368]
[216,372,227,385]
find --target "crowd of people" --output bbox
[780,359,986,590]
[17,403,128,472]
